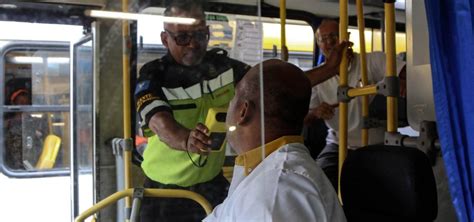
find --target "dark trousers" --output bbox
[316,143,339,191]
[140,173,229,222]
[302,119,328,159]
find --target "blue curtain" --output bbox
[425,0,474,221]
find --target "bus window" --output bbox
[2,46,70,174]
[346,27,406,55]
[371,29,407,54]
[262,22,314,70]
[346,27,374,53]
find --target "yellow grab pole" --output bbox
[144,189,212,214]
[122,0,133,213]
[384,1,397,133]
[347,85,377,98]
[75,189,213,222]
[280,0,288,61]
[356,0,369,146]
[338,0,349,202]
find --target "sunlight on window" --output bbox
[0,21,83,42]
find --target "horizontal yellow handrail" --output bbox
[347,85,378,98]
[75,188,213,222]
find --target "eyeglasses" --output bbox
[164,29,210,46]
[317,32,339,44]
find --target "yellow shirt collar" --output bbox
[235,135,304,176]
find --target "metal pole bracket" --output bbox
[337,85,354,103]
[384,132,407,146]
[376,76,399,97]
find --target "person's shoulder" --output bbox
[139,56,169,79]
[140,58,165,72]
[206,47,230,58]
[273,144,324,177]
[206,48,248,67]
[205,48,250,81]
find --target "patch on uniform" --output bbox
[135,80,150,95]
[136,93,159,110]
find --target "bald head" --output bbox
[316,19,340,57]
[240,59,311,132]
[225,59,311,153]
[164,0,205,18]
[316,19,339,37]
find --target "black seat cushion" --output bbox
[341,145,438,222]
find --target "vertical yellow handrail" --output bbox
[384,1,397,133]
[280,0,288,61]
[122,0,133,216]
[356,0,369,146]
[338,0,349,202]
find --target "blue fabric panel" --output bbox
[424,0,474,221]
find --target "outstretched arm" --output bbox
[304,102,338,126]
[305,41,352,86]
[148,112,211,154]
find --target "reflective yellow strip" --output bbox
[140,100,170,126]
[220,68,233,86]
[162,87,190,100]
[163,68,234,100]
[185,83,202,100]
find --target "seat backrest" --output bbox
[35,134,61,169]
[341,145,438,222]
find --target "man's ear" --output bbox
[237,100,254,126]
[161,31,169,48]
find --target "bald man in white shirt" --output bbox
[204,59,346,222]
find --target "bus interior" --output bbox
[0,0,472,221]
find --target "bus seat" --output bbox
[35,134,61,169]
[340,145,438,222]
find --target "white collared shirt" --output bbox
[310,52,406,147]
[203,142,346,222]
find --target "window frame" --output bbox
[0,41,71,178]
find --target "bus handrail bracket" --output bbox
[337,85,354,103]
[376,76,399,97]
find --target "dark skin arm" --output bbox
[304,102,338,126]
[305,41,352,86]
[148,111,212,155]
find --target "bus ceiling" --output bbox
[0,1,406,31]
[0,1,101,26]
[138,0,405,32]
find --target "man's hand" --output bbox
[313,102,339,120]
[186,123,212,155]
[325,41,353,73]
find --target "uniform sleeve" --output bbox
[135,61,172,137]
